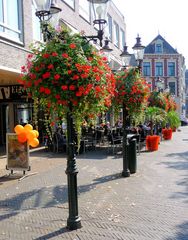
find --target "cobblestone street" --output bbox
[0,127,187,240]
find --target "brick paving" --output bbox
[0,127,188,239]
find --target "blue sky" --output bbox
[113,0,188,67]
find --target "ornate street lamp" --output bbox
[119,44,132,177]
[35,0,62,41]
[120,44,132,70]
[86,0,110,46]
[35,0,110,230]
[119,38,145,177]
[132,34,145,71]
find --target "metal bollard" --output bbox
[128,139,137,174]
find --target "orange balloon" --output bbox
[27,130,37,141]
[29,138,39,147]
[24,124,33,132]
[14,125,24,134]
[17,132,27,143]
[33,130,39,138]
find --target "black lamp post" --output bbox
[132,34,145,72]
[120,39,145,177]
[35,0,109,230]
[120,44,132,177]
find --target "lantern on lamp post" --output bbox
[132,34,145,72]
[35,0,61,41]
[120,44,132,70]
[86,0,110,46]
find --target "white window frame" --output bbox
[113,21,119,47]
[143,62,151,76]
[155,61,163,76]
[168,61,176,77]
[0,0,23,43]
[63,0,75,9]
[79,0,90,22]
[32,0,42,41]
[119,28,125,51]
[107,14,112,40]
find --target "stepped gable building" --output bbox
[143,34,186,116]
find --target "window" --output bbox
[63,0,75,9]
[143,62,151,76]
[0,0,23,42]
[107,14,112,40]
[32,1,41,41]
[79,0,90,22]
[120,29,125,51]
[114,21,119,47]
[155,43,162,53]
[168,62,175,76]
[155,62,163,76]
[169,82,176,95]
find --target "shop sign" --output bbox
[0,85,27,100]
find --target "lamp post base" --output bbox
[122,170,130,177]
[67,216,82,230]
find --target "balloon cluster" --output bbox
[14,124,39,147]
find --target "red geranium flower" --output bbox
[69,43,76,49]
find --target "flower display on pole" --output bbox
[148,91,177,112]
[114,67,150,116]
[18,28,115,134]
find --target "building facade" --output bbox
[143,34,186,116]
[0,0,126,146]
[185,70,188,117]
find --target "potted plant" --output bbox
[161,110,181,139]
[145,106,167,151]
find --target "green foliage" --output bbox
[166,111,181,129]
[145,106,167,135]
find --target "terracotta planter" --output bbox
[162,128,172,140]
[146,135,160,151]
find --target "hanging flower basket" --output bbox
[18,27,116,137]
[146,135,160,151]
[114,68,150,117]
[162,128,172,140]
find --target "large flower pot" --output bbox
[162,128,172,140]
[146,135,160,151]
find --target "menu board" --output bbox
[6,133,29,170]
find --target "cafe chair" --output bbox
[107,133,122,154]
[53,133,66,153]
